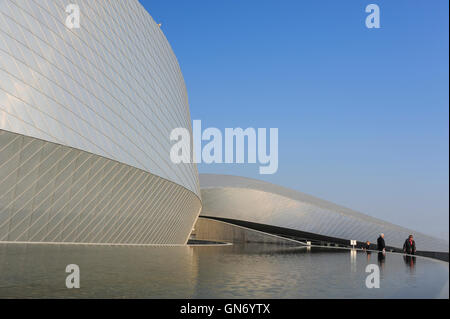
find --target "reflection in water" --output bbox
[350,249,357,273]
[0,243,447,298]
[0,244,199,298]
[377,251,386,270]
[403,255,417,274]
[366,251,372,262]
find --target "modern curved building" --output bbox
[199,174,449,253]
[0,0,201,244]
[0,0,446,255]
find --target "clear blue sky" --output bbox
[139,0,449,240]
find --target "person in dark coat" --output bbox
[377,233,385,252]
[364,241,371,250]
[403,234,416,255]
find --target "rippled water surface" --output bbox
[0,243,448,298]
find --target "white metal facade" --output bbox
[0,0,199,195]
[0,0,201,244]
[200,174,449,252]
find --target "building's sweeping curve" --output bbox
[0,0,201,244]
[199,174,449,253]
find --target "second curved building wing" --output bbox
[199,174,449,252]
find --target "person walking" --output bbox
[377,233,385,252]
[403,234,416,255]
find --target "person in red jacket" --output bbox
[403,234,416,255]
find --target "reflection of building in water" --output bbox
[1,243,448,298]
[0,244,199,298]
